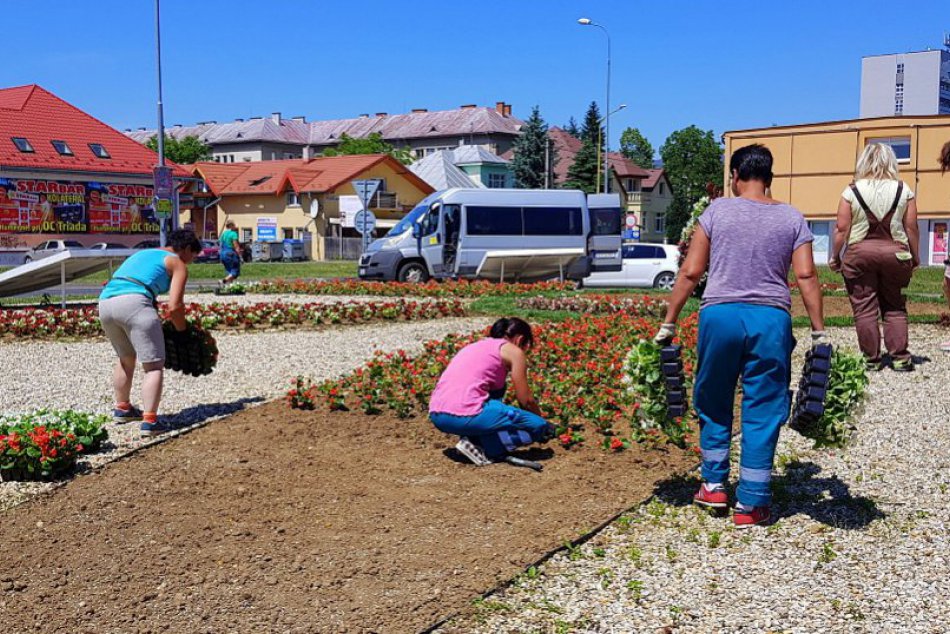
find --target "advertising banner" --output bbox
[931,222,948,265]
[0,178,160,235]
[257,216,278,241]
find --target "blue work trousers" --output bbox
[430,399,551,458]
[694,303,793,508]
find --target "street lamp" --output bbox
[155,0,167,246]
[578,17,611,193]
[596,104,626,194]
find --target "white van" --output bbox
[358,188,622,283]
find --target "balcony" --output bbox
[626,191,652,206]
[371,191,398,209]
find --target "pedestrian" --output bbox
[428,317,556,465]
[828,143,919,370]
[219,220,243,285]
[655,144,825,528]
[939,142,950,351]
[98,228,201,435]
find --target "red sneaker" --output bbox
[693,484,728,509]
[733,506,771,529]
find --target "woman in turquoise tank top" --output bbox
[98,229,201,435]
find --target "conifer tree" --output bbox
[511,106,558,188]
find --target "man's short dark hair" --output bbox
[730,144,773,185]
[168,228,201,253]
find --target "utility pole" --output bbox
[544,136,550,189]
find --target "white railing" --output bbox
[627,192,652,205]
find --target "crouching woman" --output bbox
[429,317,555,465]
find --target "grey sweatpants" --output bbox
[99,294,165,364]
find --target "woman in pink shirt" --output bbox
[429,317,555,465]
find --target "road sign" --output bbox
[153,197,173,219]
[339,195,361,228]
[354,209,377,235]
[153,166,174,198]
[625,214,638,229]
[352,179,382,210]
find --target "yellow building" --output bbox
[187,154,433,260]
[724,116,950,264]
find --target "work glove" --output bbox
[538,423,557,443]
[653,323,677,346]
[811,331,831,346]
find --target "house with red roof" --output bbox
[0,84,191,252]
[190,154,432,260]
[541,127,673,242]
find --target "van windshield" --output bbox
[386,204,427,237]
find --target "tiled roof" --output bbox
[127,106,523,148]
[641,168,666,190]
[192,154,433,197]
[535,127,651,185]
[608,155,652,178]
[409,151,482,190]
[0,84,189,177]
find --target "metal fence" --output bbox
[323,237,364,260]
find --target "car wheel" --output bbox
[23,256,32,264]
[397,261,430,283]
[654,271,675,291]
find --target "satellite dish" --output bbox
[309,199,320,219]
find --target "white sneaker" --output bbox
[455,437,493,466]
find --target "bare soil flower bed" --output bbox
[0,400,691,633]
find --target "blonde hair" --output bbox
[855,143,900,181]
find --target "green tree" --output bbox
[659,125,723,241]
[580,101,603,149]
[619,127,655,169]
[564,117,580,137]
[563,137,600,193]
[146,134,211,164]
[321,132,414,164]
[511,106,557,188]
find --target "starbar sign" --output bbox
[0,179,160,234]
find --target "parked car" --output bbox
[22,239,86,263]
[88,242,128,250]
[581,243,679,290]
[132,239,161,249]
[196,240,220,263]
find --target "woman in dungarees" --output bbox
[829,143,919,371]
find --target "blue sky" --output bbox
[0,0,945,153]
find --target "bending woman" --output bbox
[98,229,201,435]
[429,317,555,465]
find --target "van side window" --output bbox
[466,206,523,235]
[524,207,583,236]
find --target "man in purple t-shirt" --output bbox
[654,144,825,529]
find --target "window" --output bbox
[524,206,583,236]
[241,228,252,242]
[419,203,441,236]
[659,182,665,195]
[282,228,294,240]
[591,208,622,235]
[286,191,300,207]
[487,173,507,188]
[623,245,662,259]
[88,143,110,158]
[11,137,34,153]
[466,205,523,235]
[51,140,73,156]
[868,137,911,163]
[249,176,272,187]
[654,212,666,234]
[626,178,640,192]
[63,240,84,248]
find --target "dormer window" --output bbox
[88,143,110,158]
[11,137,34,153]
[51,140,73,156]
[249,176,272,187]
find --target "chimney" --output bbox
[137,127,146,131]
[411,108,428,113]
[291,116,306,123]
[495,101,505,114]
[124,128,131,132]
[460,104,477,109]
[234,117,244,122]
[359,113,370,118]
[375,112,388,117]
[504,104,512,117]
[271,112,281,124]
[173,123,182,127]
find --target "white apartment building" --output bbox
[860,41,950,118]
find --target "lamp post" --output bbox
[596,104,626,194]
[578,17,611,193]
[155,0,167,246]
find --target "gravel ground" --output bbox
[438,325,950,634]
[0,316,490,510]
